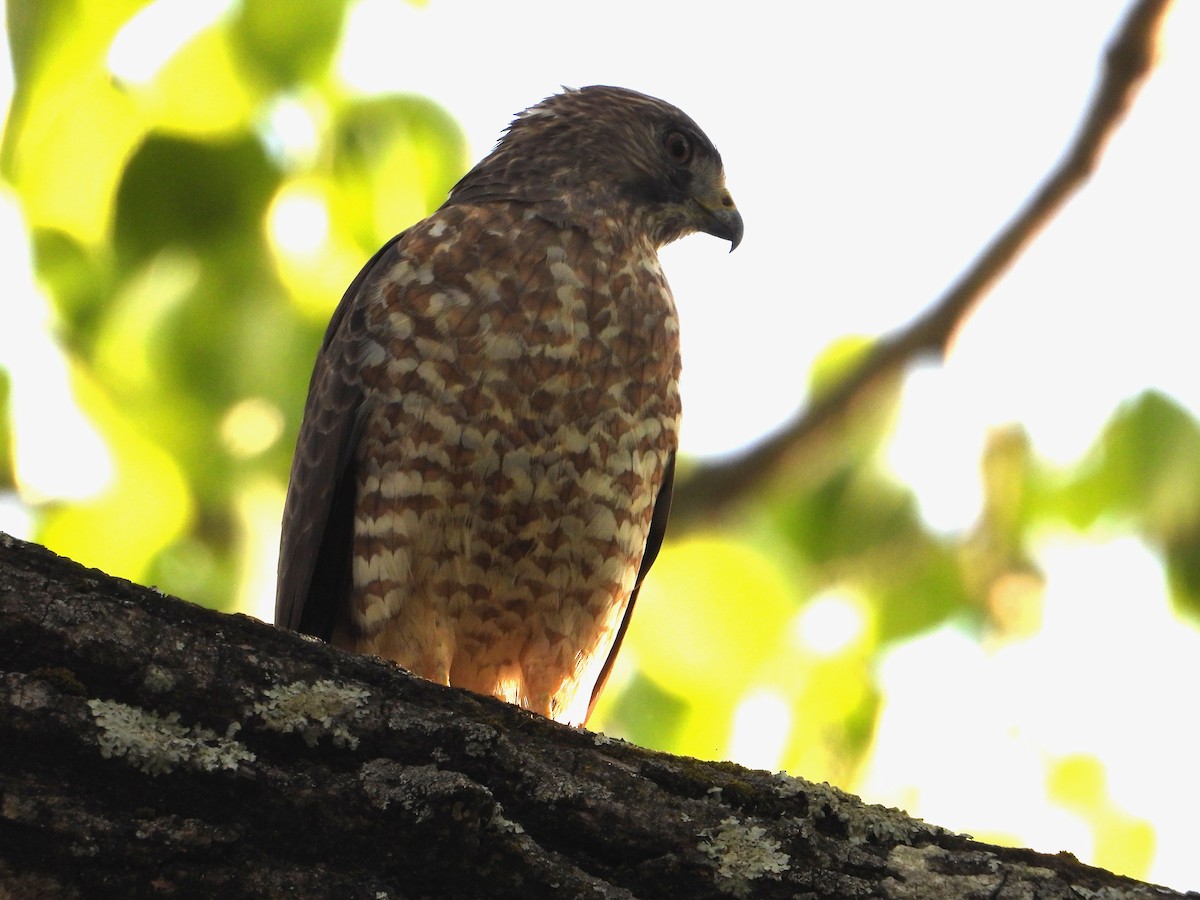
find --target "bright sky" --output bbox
[334,0,1200,534]
[3,1,1200,889]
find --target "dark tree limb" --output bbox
[2,534,1194,899]
[670,0,1173,529]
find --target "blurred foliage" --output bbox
[2,2,1200,886]
[0,369,12,489]
[1,0,466,609]
[608,388,1200,731]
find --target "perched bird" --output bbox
[276,86,741,726]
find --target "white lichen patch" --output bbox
[698,816,790,898]
[141,665,178,694]
[252,679,370,749]
[883,844,1003,899]
[780,774,950,845]
[772,770,807,798]
[591,731,628,747]
[489,807,526,835]
[88,699,255,776]
[461,722,499,757]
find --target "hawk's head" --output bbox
[447,85,743,251]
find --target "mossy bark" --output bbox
[1,534,1191,899]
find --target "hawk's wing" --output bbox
[587,451,676,721]
[275,233,406,637]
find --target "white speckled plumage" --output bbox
[276,86,741,725]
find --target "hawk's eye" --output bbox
[664,130,693,166]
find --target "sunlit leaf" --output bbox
[1164,534,1200,619]
[113,131,281,263]
[267,177,373,322]
[782,654,877,784]
[229,0,350,90]
[629,536,796,702]
[1059,391,1200,537]
[808,334,874,399]
[873,539,968,641]
[592,672,690,751]
[30,230,111,351]
[4,71,144,243]
[776,465,920,564]
[328,94,467,250]
[0,369,14,488]
[3,1,150,242]
[36,365,192,583]
[146,24,259,136]
[1093,815,1156,886]
[1047,754,1106,812]
[980,426,1034,542]
[1047,754,1155,880]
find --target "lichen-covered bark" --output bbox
[1,534,1192,899]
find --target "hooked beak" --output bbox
[696,192,744,251]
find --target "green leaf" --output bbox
[113,131,282,263]
[3,1,150,241]
[593,672,690,751]
[328,94,467,249]
[229,0,351,90]
[776,466,918,564]
[1164,534,1200,620]
[0,368,13,489]
[31,230,111,352]
[1058,390,1200,535]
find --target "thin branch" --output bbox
[670,0,1172,529]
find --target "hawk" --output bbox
[276,86,741,726]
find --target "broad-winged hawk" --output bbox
[276,86,742,726]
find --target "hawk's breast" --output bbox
[342,204,681,725]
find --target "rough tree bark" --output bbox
[2,534,1193,899]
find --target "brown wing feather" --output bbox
[274,232,406,636]
[586,451,676,722]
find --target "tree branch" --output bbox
[670,0,1173,529]
[2,533,1194,898]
